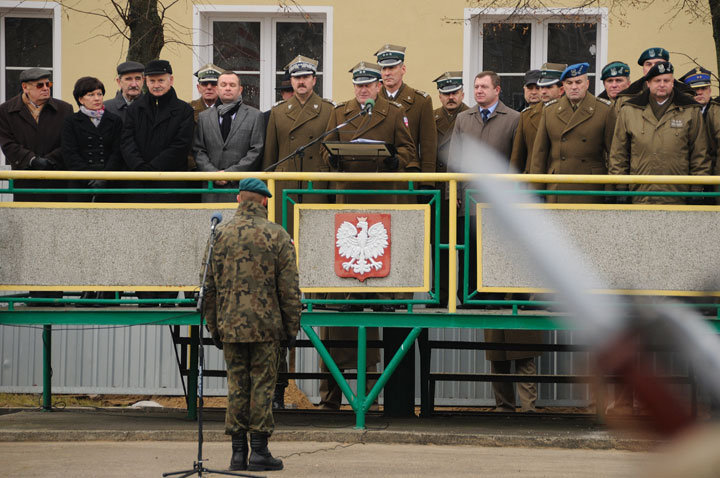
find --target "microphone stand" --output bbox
[164,219,259,478]
[263,105,371,173]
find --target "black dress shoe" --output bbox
[372,305,395,312]
[340,304,363,312]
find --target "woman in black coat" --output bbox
[62,76,123,202]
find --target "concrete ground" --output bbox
[0,440,653,477]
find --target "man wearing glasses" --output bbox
[191,63,223,123]
[0,67,73,202]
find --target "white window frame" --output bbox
[462,7,608,104]
[0,1,61,102]
[193,4,333,111]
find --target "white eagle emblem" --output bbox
[336,216,389,275]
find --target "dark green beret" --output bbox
[637,47,669,66]
[601,61,630,80]
[238,178,272,198]
[645,61,674,81]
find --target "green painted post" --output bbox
[356,326,367,429]
[365,327,423,407]
[42,324,52,411]
[302,325,357,408]
[187,326,199,420]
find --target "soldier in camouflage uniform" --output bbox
[202,177,301,472]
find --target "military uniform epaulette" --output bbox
[274,99,287,107]
[390,101,403,108]
[521,105,532,113]
[322,97,336,107]
[596,97,612,106]
[544,99,558,107]
[417,90,429,98]
[334,101,347,109]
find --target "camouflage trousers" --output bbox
[223,341,279,435]
[276,346,288,389]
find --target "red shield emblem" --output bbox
[335,213,391,282]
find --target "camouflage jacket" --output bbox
[202,200,301,343]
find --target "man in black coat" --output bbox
[104,61,145,123]
[0,67,73,202]
[120,59,194,306]
[121,59,194,203]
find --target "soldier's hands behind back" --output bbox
[286,335,297,349]
[211,333,223,350]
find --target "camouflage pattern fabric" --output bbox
[202,200,302,343]
[224,341,279,434]
[277,346,289,388]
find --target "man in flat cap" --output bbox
[510,64,564,174]
[318,61,416,412]
[519,69,541,111]
[193,70,264,202]
[530,62,615,203]
[375,44,437,187]
[191,63,223,123]
[598,61,631,102]
[104,61,145,122]
[610,61,709,205]
[121,59,194,304]
[0,67,72,303]
[203,177,300,472]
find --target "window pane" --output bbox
[274,74,323,102]
[5,17,52,67]
[547,23,597,73]
[482,23,531,73]
[213,21,261,71]
[498,76,526,111]
[275,22,324,72]
[5,69,23,98]
[239,74,260,109]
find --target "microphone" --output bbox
[364,98,375,116]
[210,212,223,231]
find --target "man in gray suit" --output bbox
[193,71,264,202]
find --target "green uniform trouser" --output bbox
[276,346,289,389]
[224,341,279,435]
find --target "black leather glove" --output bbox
[211,333,223,350]
[687,186,705,205]
[29,156,56,170]
[615,185,630,205]
[286,335,297,349]
[383,155,399,171]
[88,179,107,189]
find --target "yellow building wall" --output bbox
[57,1,717,108]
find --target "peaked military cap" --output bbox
[238,178,272,198]
[276,71,293,91]
[194,63,223,82]
[374,44,406,67]
[524,69,541,86]
[645,61,674,81]
[285,55,318,77]
[145,59,173,76]
[19,68,51,83]
[680,66,712,88]
[637,47,669,66]
[433,71,463,93]
[537,63,566,86]
[349,61,382,85]
[117,61,145,76]
[560,62,590,81]
[601,61,630,81]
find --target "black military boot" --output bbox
[272,384,286,410]
[248,432,283,471]
[229,433,248,471]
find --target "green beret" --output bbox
[637,47,669,66]
[644,61,674,81]
[238,178,272,198]
[601,61,630,80]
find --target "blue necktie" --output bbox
[481,108,490,123]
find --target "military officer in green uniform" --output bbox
[598,61,631,102]
[609,61,709,205]
[375,44,437,182]
[431,71,467,306]
[529,62,616,203]
[203,178,301,472]
[262,55,334,409]
[510,64,564,174]
[191,63,222,123]
[263,55,335,232]
[318,61,416,410]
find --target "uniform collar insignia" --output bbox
[314,104,318,109]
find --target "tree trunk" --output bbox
[710,0,720,75]
[126,0,164,65]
